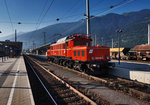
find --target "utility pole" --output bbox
[32,41,35,50]
[43,32,46,45]
[112,38,114,48]
[15,22,21,42]
[101,37,103,46]
[86,0,91,37]
[116,29,122,65]
[148,24,150,45]
[95,34,97,46]
[15,29,17,42]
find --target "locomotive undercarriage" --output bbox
[48,55,113,75]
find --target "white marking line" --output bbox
[7,58,21,105]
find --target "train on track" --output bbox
[110,44,150,61]
[47,33,115,74]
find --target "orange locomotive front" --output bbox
[47,34,114,74]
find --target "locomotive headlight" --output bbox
[91,57,94,60]
[106,56,109,60]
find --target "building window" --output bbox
[74,51,76,56]
[78,51,80,56]
[82,51,85,57]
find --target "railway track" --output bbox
[28,54,150,104]
[24,55,98,105]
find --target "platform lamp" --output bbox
[116,29,122,65]
[0,31,3,62]
[15,22,21,42]
[0,31,2,62]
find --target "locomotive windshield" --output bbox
[74,41,82,46]
[74,40,90,46]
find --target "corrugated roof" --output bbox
[134,44,150,51]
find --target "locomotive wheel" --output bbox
[67,61,74,69]
[73,63,79,70]
[62,60,67,66]
[59,60,63,66]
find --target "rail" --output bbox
[24,56,58,105]
[25,55,97,105]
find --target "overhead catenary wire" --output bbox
[0,21,37,24]
[6,0,133,30]
[25,0,136,48]
[60,0,81,19]
[61,0,135,35]
[36,0,55,30]
[4,0,14,31]
[35,0,49,30]
[53,0,135,23]
[94,0,135,16]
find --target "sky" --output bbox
[0,0,150,38]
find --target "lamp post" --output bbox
[0,31,3,62]
[116,29,122,65]
[15,22,21,42]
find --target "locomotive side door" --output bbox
[65,42,68,57]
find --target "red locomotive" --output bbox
[47,34,114,74]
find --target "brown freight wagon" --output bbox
[134,44,150,60]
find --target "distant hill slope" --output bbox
[2,9,150,49]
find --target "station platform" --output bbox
[110,60,150,84]
[0,56,35,105]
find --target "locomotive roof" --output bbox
[51,33,90,45]
[56,36,68,44]
[51,37,69,45]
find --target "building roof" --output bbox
[134,44,150,51]
[0,41,22,49]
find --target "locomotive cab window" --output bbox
[83,41,89,46]
[78,51,80,56]
[74,41,82,46]
[82,51,85,57]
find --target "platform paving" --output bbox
[110,60,150,84]
[0,56,35,105]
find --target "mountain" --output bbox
[2,9,150,49]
